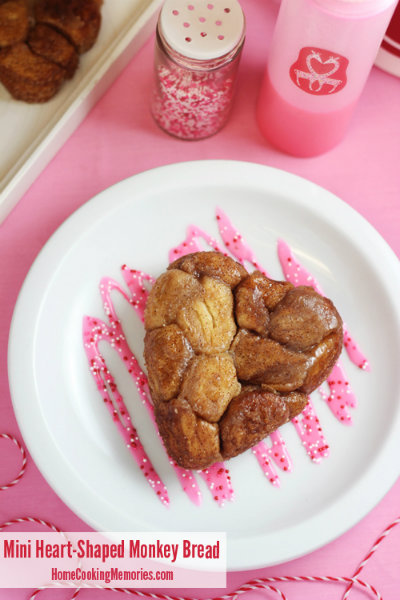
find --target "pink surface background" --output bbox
[1,0,400,598]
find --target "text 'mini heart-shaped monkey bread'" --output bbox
[144,251,343,470]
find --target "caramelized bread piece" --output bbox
[251,272,294,310]
[155,397,222,470]
[144,269,236,355]
[269,286,342,351]
[0,0,29,48]
[144,269,203,331]
[169,251,247,289]
[282,390,309,419]
[34,0,101,54]
[144,251,343,469]
[220,388,290,459]
[300,329,343,394]
[182,275,236,354]
[0,42,65,102]
[144,325,193,403]
[235,271,271,336]
[180,353,241,422]
[232,329,310,391]
[235,271,294,336]
[28,23,78,78]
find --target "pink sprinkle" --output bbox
[188,4,194,9]
[218,34,224,40]
[207,3,214,8]
[152,56,236,140]
[172,9,179,15]
[185,36,191,42]
[183,21,190,27]
[216,19,222,25]
[199,16,206,22]
[224,7,231,12]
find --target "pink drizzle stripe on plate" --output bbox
[169,211,296,484]
[252,431,292,487]
[170,218,298,488]
[198,463,234,506]
[215,207,268,274]
[343,327,370,371]
[277,238,370,371]
[319,361,357,425]
[169,224,224,261]
[213,209,331,464]
[276,237,369,423]
[291,399,330,462]
[81,208,371,503]
[169,224,238,501]
[85,271,202,505]
[83,315,169,506]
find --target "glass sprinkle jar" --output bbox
[151,0,246,140]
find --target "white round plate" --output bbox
[8,160,400,570]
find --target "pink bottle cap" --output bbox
[159,0,245,60]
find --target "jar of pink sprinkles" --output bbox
[151,0,245,140]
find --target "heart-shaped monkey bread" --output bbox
[144,252,343,469]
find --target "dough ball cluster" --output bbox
[0,0,102,102]
[144,252,343,469]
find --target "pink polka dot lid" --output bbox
[160,0,245,60]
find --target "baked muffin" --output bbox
[144,251,343,469]
[0,0,102,102]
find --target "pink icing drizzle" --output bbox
[83,266,235,506]
[277,240,323,294]
[215,207,268,274]
[292,399,330,463]
[214,211,331,462]
[168,228,235,505]
[198,464,234,506]
[169,225,224,261]
[168,212,331,476]
[319,363,356,426]
[277,239,366,423]
[83,314,169,506]
[83,272,202,506]
[82,207,369,504]
[277,238,370,372]
[343,329,370,371]
[252,432,292,487]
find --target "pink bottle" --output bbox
[257,0,397,156]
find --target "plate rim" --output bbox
[8,159,400,570]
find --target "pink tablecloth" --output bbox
[1,0,400,598]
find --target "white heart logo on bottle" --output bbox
[290,47,349,95]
